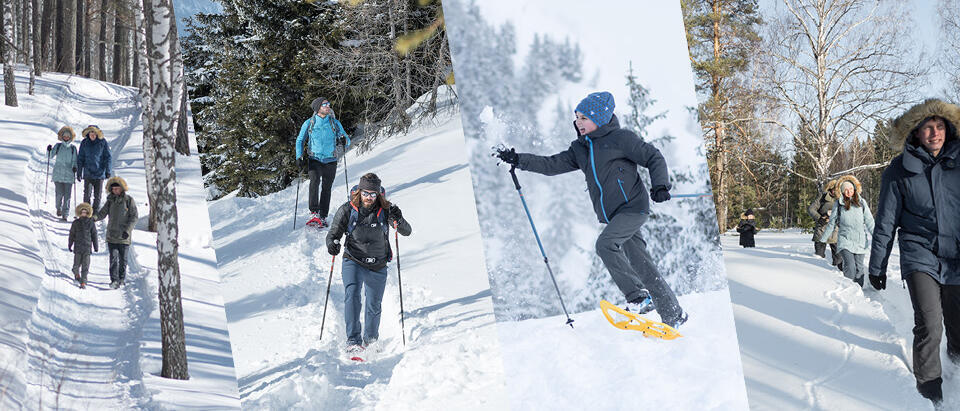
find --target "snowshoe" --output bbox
[599,300,683,340]
[625,295,655,315]
[109,281,119,290]
[306,214,328,228]
[79,282,86,289]
[345,344,365,362]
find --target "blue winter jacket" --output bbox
[869,140,960,285]
[516,115,670,223]
[295,114,350,163]
[51,142,78,184]
[77,137,112,180]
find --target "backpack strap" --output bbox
[345,203,389,236]
[303,116,316,158]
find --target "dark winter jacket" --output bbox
[77,127,112,180]
[870,99,960,285]
[736,215,758,248]
[69,204,98,254]
[295,114,350,163]
[326,201,412,271]
[96,176,138,245]
[808,190,839,244]
[516,115,670,223]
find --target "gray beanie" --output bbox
[311,97,329,113]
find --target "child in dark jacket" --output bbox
[69,202,98,289]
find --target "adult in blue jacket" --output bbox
[495,91,686,329]
[869,99,960,406]
[77,125,112,212]
[295,97,350,228]
[47,126,78,221]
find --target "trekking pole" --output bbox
[340,142,350,194]
[394,224,406,346]
[292,169,303,230]
[508,166,574,328]
[672,193,713,198]
[319,254,336,341]
[44,147,51,204]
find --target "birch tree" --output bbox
[145,0,188,380]
[2,0,18,106]
[939,0,960,101]
[760,0,922,186]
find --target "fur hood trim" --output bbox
[57,126,76,142]
[75,202,93,217]
[104,176,128,193]
[81,125,104,140]
[890,99,960,149]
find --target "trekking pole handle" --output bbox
[509,166,521,190]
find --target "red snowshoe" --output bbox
[306,214,328,228]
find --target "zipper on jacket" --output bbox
[617,179,628,203]
[586,136,609,223]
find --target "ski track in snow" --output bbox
[723,231,941,410]
[212,101,507,409]
[0,69,241,410]
[16,73,152,409]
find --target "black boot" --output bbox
[917,378,943,406]
[854,276,864,287]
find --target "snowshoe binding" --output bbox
[600,300,683,340]
[625,294,655,315]
[345,344,365,362]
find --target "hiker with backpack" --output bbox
[736,209,758,248]
[495,91,687,330]
[77,125,112,212]
[326,173,411,353]
[96,176,138,289]
[819,175,874,287]
[296,97,351,228]
[47,126,79,221]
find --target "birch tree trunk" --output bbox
[25,0,35,94]
[98,0,106,80]
[146,0,188,380]
[133,0,157,232]
[2,0,18,106]
[31,0,40,77]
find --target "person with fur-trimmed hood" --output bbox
[736,209,758,248]
[77,125,112,212]
[494,91,687,329]
[295,97,351,228]
[326,173,411,352]
[96,176,138,289]
[68,202,98,289]
[47,126,78,221]
[820,175,874,287]
[869,99,960,406]
[808,179,843,270]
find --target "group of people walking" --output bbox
[738,99,960,406]
[49,125,136,290]
[295,97,413,353]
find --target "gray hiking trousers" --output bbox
[595,212,682,323]
[906,271,960,386]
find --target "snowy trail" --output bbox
[0,69,240,409]
[496,290,749,410]
[723,230,937,410]
[211,98,507,409]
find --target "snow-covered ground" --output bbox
[498,290,749,410]
[209,97,508,409]
[723,230,952,410]
[0,68,240,409]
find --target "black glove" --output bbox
[495,147,519,166]
[68,246,72,252]
[121,232,129,240]
[47,144,53,152]
[650,185,671,203]
[297,157,306,169]
[77,170,83,182]
[328,239,341,256]
[389,204,402,222]
[73,167,77,173]
[869,274,886,290]
[336,136,347,147]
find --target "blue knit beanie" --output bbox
[575,91,615,127]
